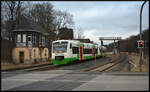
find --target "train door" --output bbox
[99,48,101,56]
[100,48,103,56]
[79,45,83,60]
[93,48,95,58]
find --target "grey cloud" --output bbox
[51,1,149,41]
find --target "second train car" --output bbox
[51,40,106,65]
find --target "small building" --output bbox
[11,16,49,64]
[74,38,93,43]
[58,27,73,40]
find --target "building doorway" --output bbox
[19,51,24,63]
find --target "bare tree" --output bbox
[53,10,74,35]
[27,2,56,42]
[2,1,27,40]
[76,26,84,39]
[28,3,54,31]
[26,2,56,56]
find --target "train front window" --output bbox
[53,42,68,53]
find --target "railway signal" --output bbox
[139,0,147,72]
[137,40,144,48]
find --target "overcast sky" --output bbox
[39,1,149,45]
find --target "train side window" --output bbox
[72,47,79,54]
[95,48,98,54]
[83,49,92,54]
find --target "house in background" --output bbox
[74,38,93,43]
[11,16,49,64]
[58,27,73,40]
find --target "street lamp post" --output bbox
[139,1,147,72]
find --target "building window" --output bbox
[28,36,31,41]
[34,49,36,57]
[23,34,26,43]
[17,34,21,43]
[43,36,45,46]
[39,36,42,46]
[41,36,45,46]
[45,37,47,47]
[45,50,47,56]
[34,34,36,45]
[28,35,32,47]
[39,36,45,47]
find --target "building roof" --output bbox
[73,39,93,43]
[13,15,48,35]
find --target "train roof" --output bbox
[52,40,101,47]
[52,40,80,43]
[101,46,107,50]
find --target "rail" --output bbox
[84,53,127,72]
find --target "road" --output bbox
[2,54,149,91]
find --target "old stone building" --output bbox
[11,16,49,64]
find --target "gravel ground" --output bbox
[128,53,149,72]
[27,57,111,72]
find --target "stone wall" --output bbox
[12,47,49,64]
[12,48,30,64]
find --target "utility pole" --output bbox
[139,1,147,72]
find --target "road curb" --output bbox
[2,63,52,72]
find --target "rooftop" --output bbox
[13,15,48,35]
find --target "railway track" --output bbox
[26,57,109,72]
[26,53,128,72]
[84,53,128,72]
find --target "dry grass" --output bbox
[107,53,120,59]
[90,52,149,72]
[128,53,149,72]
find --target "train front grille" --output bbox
[55,56,64,60]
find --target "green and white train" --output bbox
[51,40,107,65]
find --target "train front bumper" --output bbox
[51,57,78,65]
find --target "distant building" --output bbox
[58,27,73,40]
[11,16,49,64]
[73,38,93,43]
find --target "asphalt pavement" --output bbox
[1,55,149,91]
[2,70,149,91]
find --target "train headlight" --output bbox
[137,40,144,48]
[52,53,55,56]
